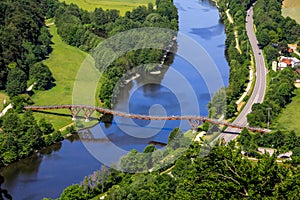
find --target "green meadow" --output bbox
[31,24,88,129]
[59,0,155,15]
[275,89,300,136]
[282,0,300,24]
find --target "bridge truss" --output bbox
[24,104,270,133]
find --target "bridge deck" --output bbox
[24,105,271,133]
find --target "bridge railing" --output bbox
[23,105,271,133]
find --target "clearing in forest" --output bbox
[31,24,87,129]
[59,0,155,15]
[276,89,300,136]
[282,0,300,24]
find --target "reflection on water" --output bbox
[190,24,225,40]
[0,0,229,199]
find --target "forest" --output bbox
[53,140,300,200]
[0,0,54,97]
[0,0,66,167]
[0,110,63,167]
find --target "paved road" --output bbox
[215,5,267,143]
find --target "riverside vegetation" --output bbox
[0,0,178,165]
[52,140,300,200]
[53,0,300,199]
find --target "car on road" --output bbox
[258,52,261,55]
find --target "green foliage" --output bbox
[208,87,226,118]
[30,63,54,90]
[293,147,300,157]
[215,0,252,118]
[239,129,300,153]
[6,68,27,97]
[254,0,300,51]
[248,68,296,127]
[61,143,300,199]
[0,109,62,165]
[11,94,33,113]
[143,144,156,153]
[39,118,55,135]
[59,184,92,200]
[0,0,52,91]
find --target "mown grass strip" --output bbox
[31,24,88,129]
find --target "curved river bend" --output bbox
[0,0,229,199]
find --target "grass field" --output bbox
[59,0,155,15]
[282,0,300,8]
[282,0,300,24]
[275,89,300,136]
[0,92,9,111]
[31,24,88,129]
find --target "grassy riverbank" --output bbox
[275,89,300,136]
[59,0,155,15]
[31,24,88,129]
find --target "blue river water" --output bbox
[0,0,229,199]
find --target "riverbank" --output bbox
[1,0,231,198]
[209,0,252,120]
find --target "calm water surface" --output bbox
[0,0,229,199]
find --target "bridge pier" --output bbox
[188,119,202,131]
[83,108,95,122]
[69,107,81,121]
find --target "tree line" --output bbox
[53,140,300,199]
[213,0,255,119]
[239,128,300,163]
[0,0,55,98]
[41,0,178,108]
[247,68,297,127]
[0,110,63,167]
[254,0,300,67]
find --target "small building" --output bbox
[292,57,300,67]
[281,58,292,66]
[278,62,288,70]
[278,56,300,69]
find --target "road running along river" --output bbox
[0,0,229,199]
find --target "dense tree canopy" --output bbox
[0,0,52,96]
[0,110,63,167]
[215,0,254,118]
[247,68,296,127]
[56,142,300,199]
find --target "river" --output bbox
[0,0,229,199]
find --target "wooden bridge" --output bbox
[24,104,271,133]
